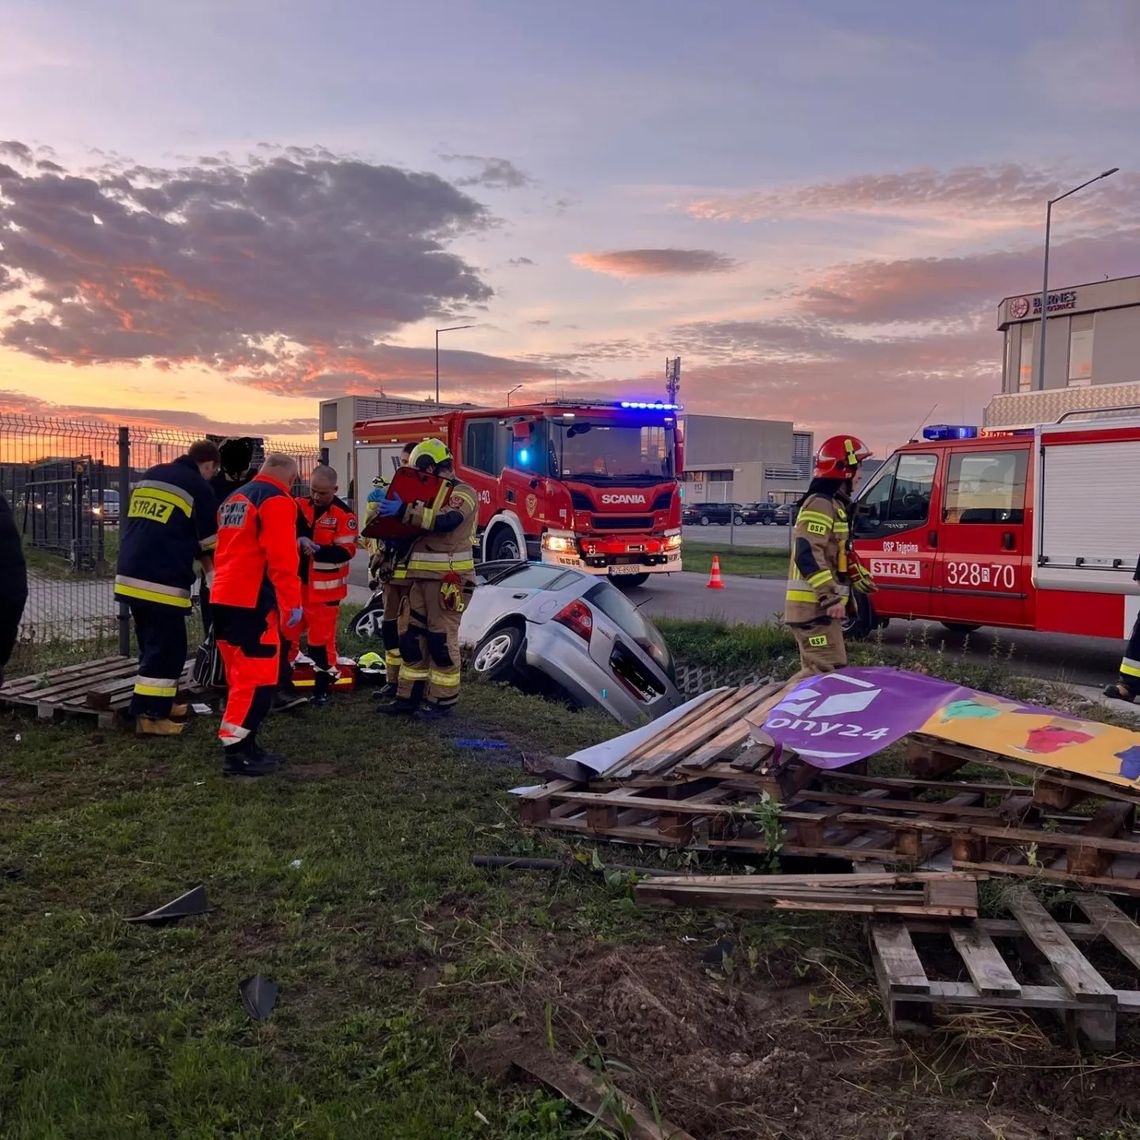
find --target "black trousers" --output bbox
[0,589,27,685]
[128,599,188,718]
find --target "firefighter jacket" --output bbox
[211,474,302,617]
[394,478,479,582]
[784,492,850,625]
[114,456,218,609]
[296,495,357,603]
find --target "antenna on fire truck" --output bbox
[907,402,939,443]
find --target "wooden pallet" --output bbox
[872,889,1140,1050]
[0,655,195,728]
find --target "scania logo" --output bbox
[599,493,647,505]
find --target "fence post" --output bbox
[117,426,130,657]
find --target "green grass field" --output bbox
[679,540,786,578]
[1,615,1137,1138]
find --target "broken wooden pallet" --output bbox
[871,889,1140,1051]
[636,870,983,918]
[0,655,195,729]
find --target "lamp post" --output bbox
[1036,168,1118,392]
[506,384,523,406]
[435,324,475,406]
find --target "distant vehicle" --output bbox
[352,560,682,725]
[773,501,798,526]
[88,489,120,524]
[738,502,776,525]
[682,502,739,526]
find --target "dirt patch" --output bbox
[458,939,1139,1140]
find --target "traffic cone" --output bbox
[706,554,725,590]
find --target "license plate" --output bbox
[608,564,644,576]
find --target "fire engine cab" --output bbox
[849,416,1140,642]
[353,400,684,586]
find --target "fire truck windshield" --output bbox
[549,419,675,484]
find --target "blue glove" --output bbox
[367,486,387,504]
[285,607,303,628]
[377,493,403,518]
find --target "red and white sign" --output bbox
[1009,296,1030,320]
[870,558,921,580]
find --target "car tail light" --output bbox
[554,599,593,642]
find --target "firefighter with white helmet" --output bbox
[784,434,877,681]
[376,438,478,719]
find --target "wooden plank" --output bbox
[818,770,1025,797]
[613,688,737,775]
[503,1041,698,1140]
[0,655,133,697]
[518,779,580,825]
[623,687,751,775]
[871,923,931,995]
[954,860,1140,896]
[790,789,997,820]
[1075,894,1140,973]
[921,980,1140,1015]
[906,739,969,779]
[85,676,140,710]
[642,871,986,889]
[1008,889,1117,1007]
[948,925,1022,997]
[1069,803,1136,879]
[20,660,138,703]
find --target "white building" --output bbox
[681,415,813,505]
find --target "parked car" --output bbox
[681,502,740,526]
[773,501,798,525]
[89,489,120,524]
[738,502,776,525]
[351,560,682,726]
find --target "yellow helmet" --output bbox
[409,438,452,471]
[357,651,384,675]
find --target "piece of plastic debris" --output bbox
[14,734,21,743]
[289,859,303,870]
[600,688,607,699]
[193,780,205,787]
[125,884,209,925]
[191,702,212,715]
[455,739,509,749]
[474,1110,490,1126]
[239,974,279,1020]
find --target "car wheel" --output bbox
[472,625,523,682]
[488,527,522,561]
[699,515,710,526]
[843,592,877,640]
[351,603,384,639]
[761,518,772,525]
[613,573,650,588]
[941,621,982,634]
[733,515,745,526]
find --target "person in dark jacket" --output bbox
[115,440,220,735]
[0,492,28,689]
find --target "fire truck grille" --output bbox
[570,491,593,511]
[591,515,655,531]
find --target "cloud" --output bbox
[687,163,1137,235]
[570,248,739,277]
[0,388,316,439]
[509,256,535,266]
[0,144,495,391]
[441,153,533,189]
[0,141,34,164]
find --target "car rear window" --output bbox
[583,582,675,679]
[491,564,581,591]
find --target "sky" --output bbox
[1,0,1138,455]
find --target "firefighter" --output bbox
[289,464,358,705]
[114,439,221,735]
[0,490,28,691]
[783,434,876,682]
[363,441,416,697]
[210,453,303,776]
[376,438,477,719]
[1104,558,1140,702]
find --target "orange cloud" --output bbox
[571,248,738,277]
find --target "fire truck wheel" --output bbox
[488,526,523,561]
[472,625,523,682]
[613,573,650,589]
[941,621,981,634]
[843,592,877,640]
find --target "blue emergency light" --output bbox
[922,424,979,441]
[619,401,682,411]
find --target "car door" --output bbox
[931,445,1031,628]
[852,451,940,619]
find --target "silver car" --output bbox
[463,560,682,726]
[354,560,682,726]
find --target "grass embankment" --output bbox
[680,540,786,579]
[1,615,1138,1138]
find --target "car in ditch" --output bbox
[352,560,682,726]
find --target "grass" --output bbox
[3,613,1138,1137]
[679,540,786,578]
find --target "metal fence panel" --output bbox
[0,414,317,677]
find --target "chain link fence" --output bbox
[1,414,318,677]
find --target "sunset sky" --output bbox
[2,0,1138,453]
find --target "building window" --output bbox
[1018,324,1034,391]
[792,432,812,476]
[1004,330,1017,393]
[1068,314,1094,387]
[943,449,1028,524]
[706,469,734,482]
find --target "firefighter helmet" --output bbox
[814,435,872,479]
[409,438,452,472]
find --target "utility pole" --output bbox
[665,357,680,405]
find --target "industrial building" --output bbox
[987,273,1140,428]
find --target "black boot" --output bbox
[415,701,454,722]
[311,669,333,707]
[378,696,418,716]
[373,681,398,700]
[272,690,308,713]
[222,741,283,777]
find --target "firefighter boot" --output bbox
[415,701,453,723]
[222,740,283,778]
[377,696,418,716]
[136,716,186,737]
[311,669,333,707]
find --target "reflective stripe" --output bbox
[404,550,462,563]
[419,507,436,530]
[311,579,345,591]
[115,575,191,601]
[137,479,195,509]
[451,489,477,511]
[797,510,833,529]
[785,589,817,604]
[334,536,357,545]
[406,558,475,573]
[132,485,192,518]
[385,650,402,667]
[114,578,193,608]
[808,569,833,588]
[400,664,430,681]
[134,679,178,698]
[1121,658,1140,678]
[219,721,251,742]
[429,668,461,687]
[312,562,345,571]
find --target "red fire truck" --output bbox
[353,400,684,586]
[849,416,1140,642]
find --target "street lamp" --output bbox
[1036,167,1118,392]
[435,324,475,406]
[506,384,523,406]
